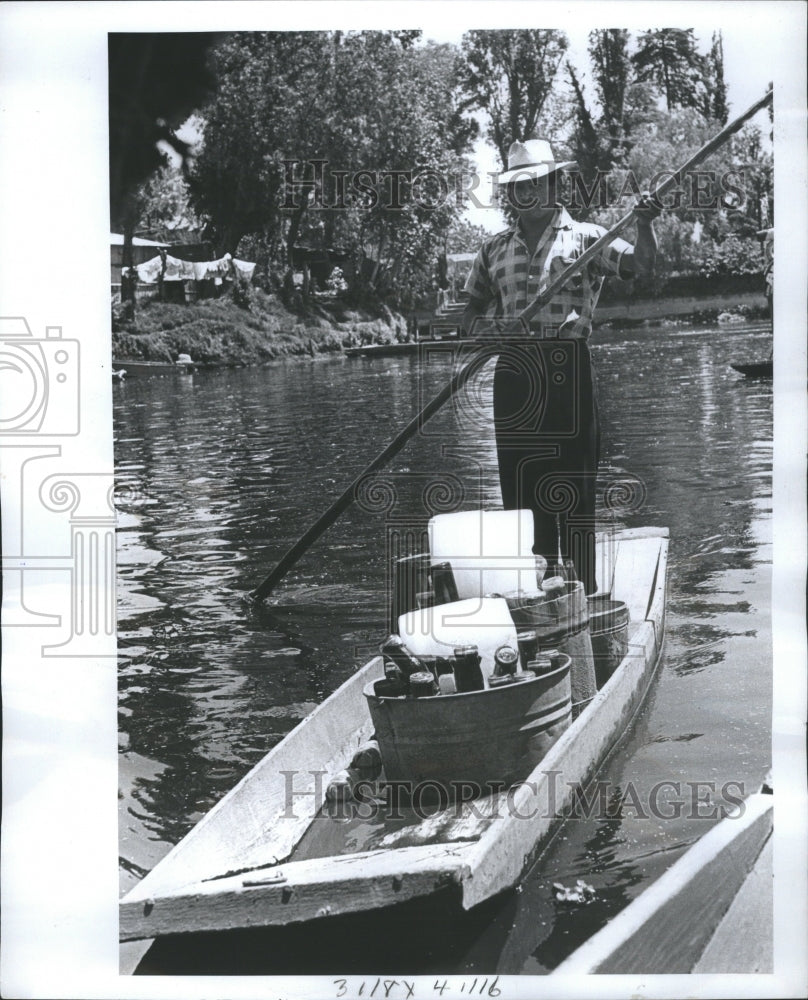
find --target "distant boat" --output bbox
[112,354,196,377]
[730,360,773,378]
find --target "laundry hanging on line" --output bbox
[133,252,256,284]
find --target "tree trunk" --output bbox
[282,204,307,306]
[121,206,137,319]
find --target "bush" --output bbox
[110,288,409,364]
[229,270,257,311]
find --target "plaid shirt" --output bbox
[464,208,633,339]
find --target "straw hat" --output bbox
[498,139,577,186]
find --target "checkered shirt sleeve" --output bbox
[462,214,634,339]
[580,222,632,276]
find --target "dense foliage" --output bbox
[128,27,772,306]
[188,31,476,309]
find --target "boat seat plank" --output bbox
[120,841,475,940]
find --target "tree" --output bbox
[108,33,220,314]
[588,108,771,281]
[108,33,220,230]
[705,31,729,125]
[566,62,604,185]
[190,32,475,309]
[189,32,333,258]
[458,30,569,166]
[566,31,632,201]
[132,163,205,243]
[631,29,708,113]
[589,30,632,159]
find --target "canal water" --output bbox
[116,318,772,974]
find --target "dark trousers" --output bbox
[493,339,599,595]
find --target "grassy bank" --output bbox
[112,284,768,367]
[112,289,408,366]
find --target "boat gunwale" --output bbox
[120,526,669,939]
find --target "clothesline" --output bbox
[129,252,256,284]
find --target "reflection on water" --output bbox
[116,319,772,971]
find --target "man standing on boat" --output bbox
[461,139,659,595]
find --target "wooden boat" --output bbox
[553,788,773,974]
[345,337,469,359]
[111,358,196,377]
[120,525,668,944]
[345,341,426,358]
[730,360,773,378]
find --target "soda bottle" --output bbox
[452,644,485,692]
[379,634,424,677]
[517,630,539,671]
[530,655,554,674]
[493,644,519,676]
[409,671,439,697]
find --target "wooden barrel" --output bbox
[506,582,597,717]
[364,657,571,799]
[588,596,630,688]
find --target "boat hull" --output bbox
[120,527,668,942]
[112,360,196,376]
[554,792,773,974]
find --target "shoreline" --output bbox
[112,289,769,371]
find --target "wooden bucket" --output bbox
[588,596,630,688]
[506,581,597,717]
[364,657,571,799]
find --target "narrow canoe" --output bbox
[120,526,668,943]
[553,789,773,974]
[730,360,773,378]
[345,337,467,358]
[111,359,196,376]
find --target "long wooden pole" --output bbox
[250,88,772,602]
